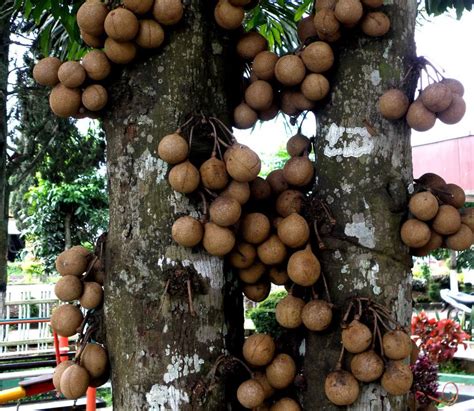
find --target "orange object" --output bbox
[59,336,69,362]
[86,387,96,411]
[0,386,26,404]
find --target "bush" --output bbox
[428,283,441,302]
[247,290,287,338]
[412,278,427,292]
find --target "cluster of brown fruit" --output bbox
[400,173,473,256]
[236,333,301,409]
[214,0,260,30]
[379,77,466,132]
[32,0,184,118]
[325,298,413,406]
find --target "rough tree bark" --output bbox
[304,1,418,410]
[103,3,240,410]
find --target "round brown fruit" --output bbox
[234,103,258,129]
[361,11,391,37]
[214,0,244,30]
[241,213,271,244]
[104,8,139,41]
[49,85,82,118]
[440,78,464,97]
[81,50,111,81]
[221,180,251,205]
[301,299,333,331]
[381,361,413,396]
[54,276,83,302]
[301,73,330,101]
[157,133,188,164]
[76,1,108,37]
[104,38,137,64]
[400,219,431,248]
[172,216,203,247]
[53,360,74,392]
[341,319,372,353]
[287,245,321,286]
[432,205,462,235]
[80,343,108,378]
[237,379,265,409]
[439,183,466,209]
[274,55,306,87]
[283,156,314,187]
[243,280,270,302]
[446,224,473,251]
[243,333,276,366]
[124,0,154,14]
[266,353,296,389]
[253,51,278,80]
[257,235,287,266]
[209,196,241,227]
[250,177,272,201]
[334,0,364,25]
[229,242,256,269]
[60,364,90,400]
[276,190,304,217]
[324,370,360,406]
[287,134,311,157]
[290,91,315,111]
[297,15,318,43]
[80,31,104,48]
[153,0,184,25]
[238,261,266,284]
[259,104,279,121]
[270,398,301,411]
[168,161,200,193]
[416,172,446,189]
[313,9,340,35]
[82,84,108,112]
[280,90,300,117]
[408,191,439,221]
[56,246,90,277]
[350,350,384,382]
[378,89,409,120]
[237,32,268,60]
[254,372,275,399]
[277,213,310,248]
[421,82,453,113]
[225,144,261,182]
[411,230,443,256]
[383,329,412,360]
[200,157,229,190]
[79,281,103,309]
[438,94,466,125]
[266,170,288,194]
[136,19,165,49]
[51,304,83,337]
[406,100,436,132]
[268,266,289,285]
[202,223,235,256]
[301,41,334,73]
[245,80,274,111]
[460,208,474,232]
[33,57,62,87]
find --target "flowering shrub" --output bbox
[411,354,439,406]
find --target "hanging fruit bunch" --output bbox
[32,0,184,118]
[400,172,473,256]
[50,239,109,400]
[325,298,413,406]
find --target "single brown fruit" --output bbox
[56,246,90,276]
[270,398,301,411]
[243,280,271,302]
[460,208,474,232]
[250,177,272,201]
[266,353,296,389]
[383,329,412,360]
[225,144,261,182]
[361,0,384,7]
[241,213,271,244]
[76,1,109,37]
[153,0,184,25]
[268,266,289,285]
[287,244,321,286]
[277,213,310,248]
[124,0,154,14]
[234,103,258,129]
[254,372,275,399]
[341,319,372,353]
[287,134,310,158]
[274,55,306,86]
[416,173,446,190]
[79,343,108,378]
[238,261,266,284]
[80,31,104,48]
[378,89,409,120]
[301,73,330,101]
[60,364,90,400]
[361,11,390,37]
[53,360,74,392]
[33,57,62,87]
[440,78,464,97]
[290,91,315,111]
[266,170,288,194]
[157,133,189,164]
[316,0,337,10]
[168,161,200,193]
[82,50,111,81]
[253,51,278,80]
[334,0,363,25]
[54,275,83,302]
[438,183,466,208]
[210,196,241,227]
[406,100,436,132]
[50,304,83,337]
[301,41,334,73]
[350,350,384,382]
[89,366,110,388]
[80,281,103,309]
[214,0,244,30]
[301,299,333,331]
[104,38,137,64]
[317,28,342,42]
[381,361,413,396]
[221,180,251,205]
[411,230,443,256]
[408,191,439,221]
[400,219,431,248]
[243,333,276,366]
[203,223,236,256]
[276,190,304,217]
[237,32,268,60]
[229,242,256,269]
[82,84,108,112]
[200,157,229,190]
[283,156,314,187]
[245,80,274,111]
[297,15,318,43]
[325,370,360,406]
[421,82,453,113]
[136,19,165,49]
[280,90,301,117]
[314,9,340,35]
[432,205,462,235]
[237,379,265,409]
[104,8,139,41]
[446,224,473,251]
[259,104,279,121]
[172,216,204,247]
[49,85,82,118]
[257,235,287,265]
[438,94,466,125]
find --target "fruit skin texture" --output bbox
[432,204,462,235]
[270,398,301,411]
[400,219,431,248]
[421,82,453,113]
[276,190,304,217]
[136,19,165,49]
[124,0,154,14]
[275,294,305,328]
[202,223,236,256]
[172,216,203,247]
[245,80,274,111]
[440,78,464,97]
[157,133,188,164]
[460,208,474,232]
[378,89,409,120]
[242,333,276,366]
[60,364,90,399]
[253,51,278,81]
[50,304,83,337]
[80,343,108,378]
[238,262,265,284]
[341,319,372,353]
[362,0,384,7]
[301,73,330,101]
[82,84,108,112]
[241,213,271,244]
[81,30,104,48]
[221,180,250,205]
[54,275,83,302]
[225,144,261,182]
[439,183,466,209]
[301,41,334,73]
[104,38,137,64]
[283,156,314,187]
[49,85,82,118]
[361,11,391,37]
[287,245,321,286]
[324,370,360,406]
[382,329,412,360]
[168,161,200,193]
[53,360,74,392]
[301,299,332,331]
[277,213,310,248]
[80,281,103,309]
[286,134,310,157]
[408,191,439,221]
[314,9,340,35]
[237,32,268,60]
[153,0,184,25]
[200,157,229,190]
[33,57,62,87]
[257,234,287,265]
[243,280,270,302]
[104,8,139,42]
[209,196,241,227]
[214,0,244,30]
[406,100,436,132]
[234,103,257,129]
[437,94,466,125]
[381,361,413,395]
[334,0,364,25]
[265,353,296,389]
[350,350,384,382]
[81,50,111,81]
[274,55,306,87]
[297,15,318,43]
[76,1,109,37]
[446,224,473,251]
[56,246,90,276]
[237,379,265,409]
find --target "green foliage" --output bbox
[428,282,441,302]
[439,359,467,374]
[247,290,287,338]
[424,0,473,19]
[430,248,474,271]
[260,146,290,177]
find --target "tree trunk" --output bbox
[64,211,72,250]
[103,3,240,410]
[304,2,418,410]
